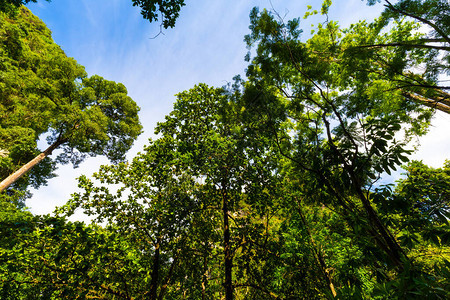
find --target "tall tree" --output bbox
[244,6,414,270]
[0,6,142,193]
[242,5,450,295]
[155,83,281,299]
[61,82,284,299]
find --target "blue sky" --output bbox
[24,0,449,219]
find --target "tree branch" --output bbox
[354,42,450,51]
[384,0,450,44]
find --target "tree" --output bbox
[154,83,284,299]
[156,84,242,299]
[0,5,62,194]
[60,82,284,299]
[131,0,186,29]
[0,210,151,299]
[242,3,450,295]
[369,161,450,298]
[244,6,414,270]
[2,1,449,299]
[0,6,142,193]
[62,148,198,299]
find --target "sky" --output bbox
[24,0,449,220]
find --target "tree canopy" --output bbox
[0,6,142,195]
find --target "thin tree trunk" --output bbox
[222,183,233,300]
[0,139,65,192]
[323,113,407,269]
[297,204,337,298]
[202,251,208,300]
[149,239,161,300]
[158,253,177,300]
[354,183,406,268]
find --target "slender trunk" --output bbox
[353,184,406,268]
[297,204,337,298]
[149,239,161,300]
[201,253,208,300]
[157,253,177,300]
[323,113,407,269]
[0,139,65,192]
[222,183,233,300]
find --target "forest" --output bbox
[0,0,449,299]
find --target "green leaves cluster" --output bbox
[0,6,142,195]
[131,0,186,29]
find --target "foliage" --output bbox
[0,0,46,14]
[57,83,286,299]
[0,1,449,299]
[242,2,449,296]
[0,208,152,299]
[131,0,186,29]
[362,0,450,113]
[245,6,413,269]
[0,5,62,191]
[0,6,142,195]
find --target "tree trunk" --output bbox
[354,184,406,268]
[0,139,65,192]
[323,113,407,269]
[149,239,161,300]
[222,183,233,300]
[202,252,208,300]
[297,204,337,298]
[158,252,177,300]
